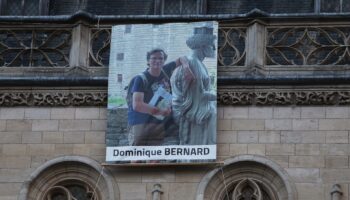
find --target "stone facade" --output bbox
[1,1,350,200]
[0,106,350,199]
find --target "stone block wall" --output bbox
[1,106,350,199]
[218,106,350,200]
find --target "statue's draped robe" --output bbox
[170,56,216,145]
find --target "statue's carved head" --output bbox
[186,25,216,51]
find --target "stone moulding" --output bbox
[218,85,350,106]
[3,86,350,106]
[0,87,107,106]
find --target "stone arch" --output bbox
[18,155,119,200]
[196,155,297,200]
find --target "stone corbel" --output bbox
[331,184,342,200]
[152,183,163,200]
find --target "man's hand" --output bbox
[151,107,171,117]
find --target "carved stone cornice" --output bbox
[3,86,350,107]
[218,85,350,106]
[0,87,107,106]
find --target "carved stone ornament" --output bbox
[218,86,350,106]
[3,86,350,107]
[0,87,107,106]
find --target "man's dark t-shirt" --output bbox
[128,62,176,125]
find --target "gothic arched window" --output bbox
[196,155,298,200]
[19,156,119,200]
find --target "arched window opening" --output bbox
[19,156,119,200]
[222,178,275,200]
[44,180,99,200]
[196,155,298,200]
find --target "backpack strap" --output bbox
[138,73,149,89]
[160,68,170,81]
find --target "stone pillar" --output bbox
[245,20,266,76]
[70,23,90,67]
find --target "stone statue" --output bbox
[170,25,217,145]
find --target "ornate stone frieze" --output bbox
[0,88,107,106]
[218,86,350,106]
[2,86,350,106]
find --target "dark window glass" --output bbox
[86,0,154,15]
[320,0,340,12]
[207,0,314,14]
[163,0,198,14]
[343,0,350,12]
[117,74,123,82]
[3,0,40,15]
[125,25,132,33]
[117,53,124,61]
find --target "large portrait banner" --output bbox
[106,21,218,163]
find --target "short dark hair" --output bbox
[146,48,168,61]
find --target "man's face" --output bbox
[148,52,165,72]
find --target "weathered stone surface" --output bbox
[217,131,237,144]
[320,144,349,155]
[273,107,301,119]
[229,144,247,155]
[32,120,59,131]
[296,144,320,155]
[296,183,323,200]
[325,131,349,143]
[42,132,64,144]
[325,156,349,168]
[22,132,42,144]
[63,132,85,144]
[119,183,146,200]
[91,120,107,131]
[248,107,273,119]
[258,131,280,143]
[289,156,325,168]
[238,131,258,143]
[292,119,318,130]
[319,119,350,130]
[265,119,292,130]
[2,144,26,156]
[266,144,295,155]
[281,131,325,144]
[0,108,24,120]
[223,107,248,119]
[6,120,31,131]
[218,119,231,130]
[301,107,325,119]
[232,119,265,130]
[51,108,75,119]
[325,107,349,118]
[247,144,265,155]
[75,108,100,119]
[0,132,21,144]
[85,131,105,144]
[24,108,51,119]
[286,168,320,183]
[59,120,91,131]
[169,183,197,200]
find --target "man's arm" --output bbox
[132,92,171,116]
